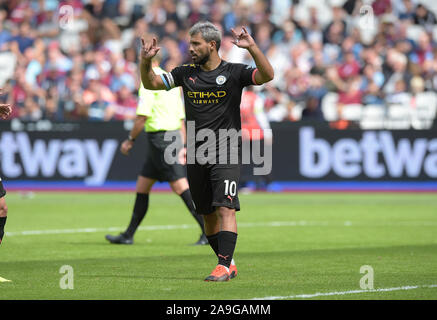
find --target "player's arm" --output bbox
[140,37,167,90]
[180,119,186,146]
[0,88,12,119]
[231,27,274,85]
[120,115,147,155]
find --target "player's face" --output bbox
[189,33,214,65]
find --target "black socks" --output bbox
[206,233,219,256]
[123,193,149,238]
[0,216,6,244]
[207,231,238,268]
[180,189,205,234]
[123,189,205,239]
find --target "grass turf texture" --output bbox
[0,192,436,300]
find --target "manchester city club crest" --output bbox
[216,75,227,85]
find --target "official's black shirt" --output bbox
[161,60,258,163]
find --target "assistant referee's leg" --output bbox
[105,176,156,244]
[0,196,8,245]
[169,178,206,238]
[122,176,156,237]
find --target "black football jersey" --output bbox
[161,61,258,163]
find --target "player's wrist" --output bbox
[128,135,136,142]
[247,43,258,52]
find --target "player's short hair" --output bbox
[189,21,221,51]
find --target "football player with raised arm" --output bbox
[140,22,274,281]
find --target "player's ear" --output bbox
[210,40,217,52]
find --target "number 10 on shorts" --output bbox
[224,180,237,196]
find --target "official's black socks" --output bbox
[180,189,205,234]
[123,193,149,238]
[217,231,238,268]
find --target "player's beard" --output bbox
[195,51,210,66]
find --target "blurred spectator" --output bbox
[337,75,363,119]
[413,4,437,31]
[385,79,411,105]
[274,20,303,57]
[409,31,434,69]
[9,21,35,53]
[302,72,328,121]
[112,84,137,120]
[398,0,416,21]
[0,9,11,50]
[383,51,412,95]
[363,81,385,105]
[337,50,360,80]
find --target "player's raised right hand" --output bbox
[141,37,160,61]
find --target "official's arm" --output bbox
[120,115,147,155]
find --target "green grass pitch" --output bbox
[0,191,436,300]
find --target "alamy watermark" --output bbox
[359,265,374,290]
[59,5,75,30]
[358,5,375,31]
[59,265,74,290]
[163,121,272,176]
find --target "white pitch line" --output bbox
[4,221,338,237]
[251,284,437,300]
[5,224,195,237]
[5,220,437,237]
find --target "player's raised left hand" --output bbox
[230,27,256,49]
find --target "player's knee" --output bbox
[170,178,189,195]
[217,207,235,219]
[204,212,217,221]
[136,176,155,193]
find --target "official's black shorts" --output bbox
[0,178,6,198]
[140,130,186,182]
[187,163,240,215]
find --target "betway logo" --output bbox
[300,127,437,178]
[0,132,118,185]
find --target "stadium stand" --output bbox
[0,0,436,129]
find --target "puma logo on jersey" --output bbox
[227,195,233,202]
[189,76,197,84]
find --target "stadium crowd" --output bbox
[0,0,436,125]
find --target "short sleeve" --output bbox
[172,87,185,120]
[236,63,259,87]
[136,84,153,117]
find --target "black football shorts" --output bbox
[0,178,6,198]
[140,130,186,182]
[187,163,240,215]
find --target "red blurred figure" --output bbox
[240,87,272,191]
